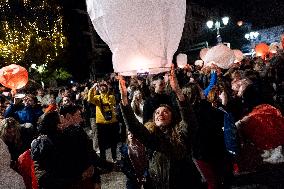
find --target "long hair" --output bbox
[0,117,22,146]
[182,83,202,106]
[144,121,186,158]
[147,104,185,150]
[207,85,223,107]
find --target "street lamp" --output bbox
[206,16,229,44]
[245,31,259,54]
[245,31,259,41]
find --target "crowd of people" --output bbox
[0,49,284,189]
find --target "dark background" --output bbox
[60,0,284,80]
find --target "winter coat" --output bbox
[121,99,196,189]
[17,149,38,189]
[31,125,95,189]
[191,100,227,161]
[87,88,118,124]
[4,103,43,126]
[120,144,149,189]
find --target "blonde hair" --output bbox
[0,117,22,146]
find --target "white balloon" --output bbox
[176,53,187,68]
[194,60,203,67]
[233,49,244,63]
[200,48,209,61]
[87,0,186,75]
[203,44,235,69]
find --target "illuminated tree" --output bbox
[0,0,70,83]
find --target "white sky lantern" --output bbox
[86,0,186,75]
[233,49,244,63]
[194,60,204,67]
[176,53,187,68]
[203,44,235,69]
[199,48,209,61]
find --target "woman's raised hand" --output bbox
[118,75,128,106]
[169,64,185,101]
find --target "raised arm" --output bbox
[87,86,100,106]
[169,65,198,133]
[118,75,157,149]
[169,64,185,102]
[203,70,217,97]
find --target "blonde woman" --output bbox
[0,117,24,163]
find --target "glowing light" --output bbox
[222,17,229,25]
[206,20,214,29]
[0,0,67,65]
[31,64,37,69]
[237,20,243,26]
[130,56,151,72]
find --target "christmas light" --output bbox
[0,0,67,66]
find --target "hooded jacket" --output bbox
[87,88,117,124]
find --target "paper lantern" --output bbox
[233,49,244,63]
[87,0,186,75]
[176,53,187,68]
[239,104,284,150]
[0,64,28,91]
[255,43,269,58]
[194,60,203,67]
[199,48,209,61]
[203,44,235,69]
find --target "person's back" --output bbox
[32,111,94,189]
[192,90,233,189]
[192,100,226,161]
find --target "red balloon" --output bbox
[0,64,28,90]
[255,43,269,58]
[240,104,284,150]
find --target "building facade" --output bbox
[254,25,284,45]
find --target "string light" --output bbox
[0,0,67,65]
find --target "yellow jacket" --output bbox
[87,88,118,124]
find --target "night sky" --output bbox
[193,0,284,29]
[59,0,284,79]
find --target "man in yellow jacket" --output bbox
[87,82,120,161]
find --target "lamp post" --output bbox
[244,31,259,54]
[206,17,229,44]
